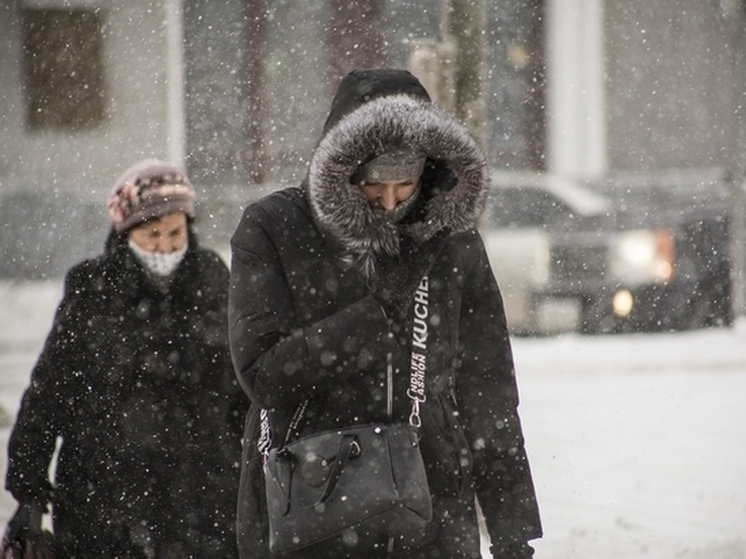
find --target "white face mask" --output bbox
[128,240,188,277]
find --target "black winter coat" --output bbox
[6,230,247,558]
[229,69,542,558]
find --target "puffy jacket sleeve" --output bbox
[453,230,542,553]
[228,191,397,411]
[5,263,92,503]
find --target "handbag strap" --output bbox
[272,432,361,510]
[407,275,429,428]
[317,434,359,505]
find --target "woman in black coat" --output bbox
[229,69,542,558]
[4,160,247,558]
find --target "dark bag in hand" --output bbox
[265,423,431,554]
[1,502,55,559]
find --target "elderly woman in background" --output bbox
[3,159,246,558]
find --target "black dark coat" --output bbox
[230,69,541,559]
[6,230,247,558]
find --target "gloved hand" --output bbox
[373,228,450,320]
[2,501,53,559]
[3,502,36,546]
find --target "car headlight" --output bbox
[612,288,634,317]
[611,229,675,284]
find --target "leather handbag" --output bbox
[265,422,431,554]
[262,276,434,554]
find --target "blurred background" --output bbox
[1,0,745,338]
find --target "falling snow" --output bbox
[2,280,744,558]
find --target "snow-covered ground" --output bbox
[1,280,745,558]
[513,327,746,558]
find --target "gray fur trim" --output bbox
[308,95,489,268]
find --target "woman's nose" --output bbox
[379,186,398,211]
[153,238,174,253]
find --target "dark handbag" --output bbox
[265,423,431,554]
[1,502,55,559]
[262,276,434,554]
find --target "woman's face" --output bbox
[358,178,420,211]
[128,212,188,253]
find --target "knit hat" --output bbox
[350,150,427,185]
[107,159,196,233]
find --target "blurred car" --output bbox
[482,169,734,335]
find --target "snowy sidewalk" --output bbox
[2,280,745,558]
[513,325,746,558]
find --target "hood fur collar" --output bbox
[307,94,488,269]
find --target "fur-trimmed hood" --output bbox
[306,70,489,271]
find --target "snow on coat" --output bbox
[229,69,541,558]
[6,230,247,558]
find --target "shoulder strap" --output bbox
[407,275,429,428]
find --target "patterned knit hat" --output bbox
[107,159,196,233]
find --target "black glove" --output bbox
[2,501,52,559]
[373,228,450,320]
[3,502,36,545]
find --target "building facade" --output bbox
[1,0,744,287]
